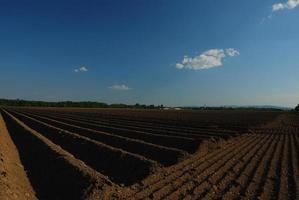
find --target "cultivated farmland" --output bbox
[0,107,298,200]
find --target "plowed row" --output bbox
[119,127,298,200]
[0,107,297,200]
[1,109,116,200]
[3,108,240,186]
[37,108,279,131]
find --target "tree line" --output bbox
[0,99,164,109]
[0,98,297,111]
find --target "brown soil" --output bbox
[0,113,37,200]
[117,128,298,200]
[1,109,117,200]
[0,107,297,200]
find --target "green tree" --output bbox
[295,104,299,112]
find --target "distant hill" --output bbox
[182,105,291,111]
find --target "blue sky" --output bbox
[0,0,298,107]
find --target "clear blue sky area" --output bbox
[1,0,298,107]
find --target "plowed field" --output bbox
[0,107,297,200]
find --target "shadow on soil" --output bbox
[1,111,93,200]
[5,110,155,186]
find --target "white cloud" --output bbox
[273,3,285,11]
[74,66,88,73]
[176,48,240,70]
[272,0,299,11]
[226,48,240,57]
[109,84,132,91]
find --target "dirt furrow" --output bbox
[132,135,258,199]
[197,134,273,200]
[21,111,201,153]
[59,113,232,138]
[265,134,285,200]
[278,133,290,200]
[178,134,269,200]
[241,133,283,200]
[221,134,276,200]
[10,110,186,166]
[20,109,237,137]
[5,110,159,186]
[21,110,233,140]
[2,107,294,199]
[257,133,284,200]
[0,113,37,200]
[222,134,279,200]
[119,135,250,198]
[288,133,298,200]
[1,110,117,200]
